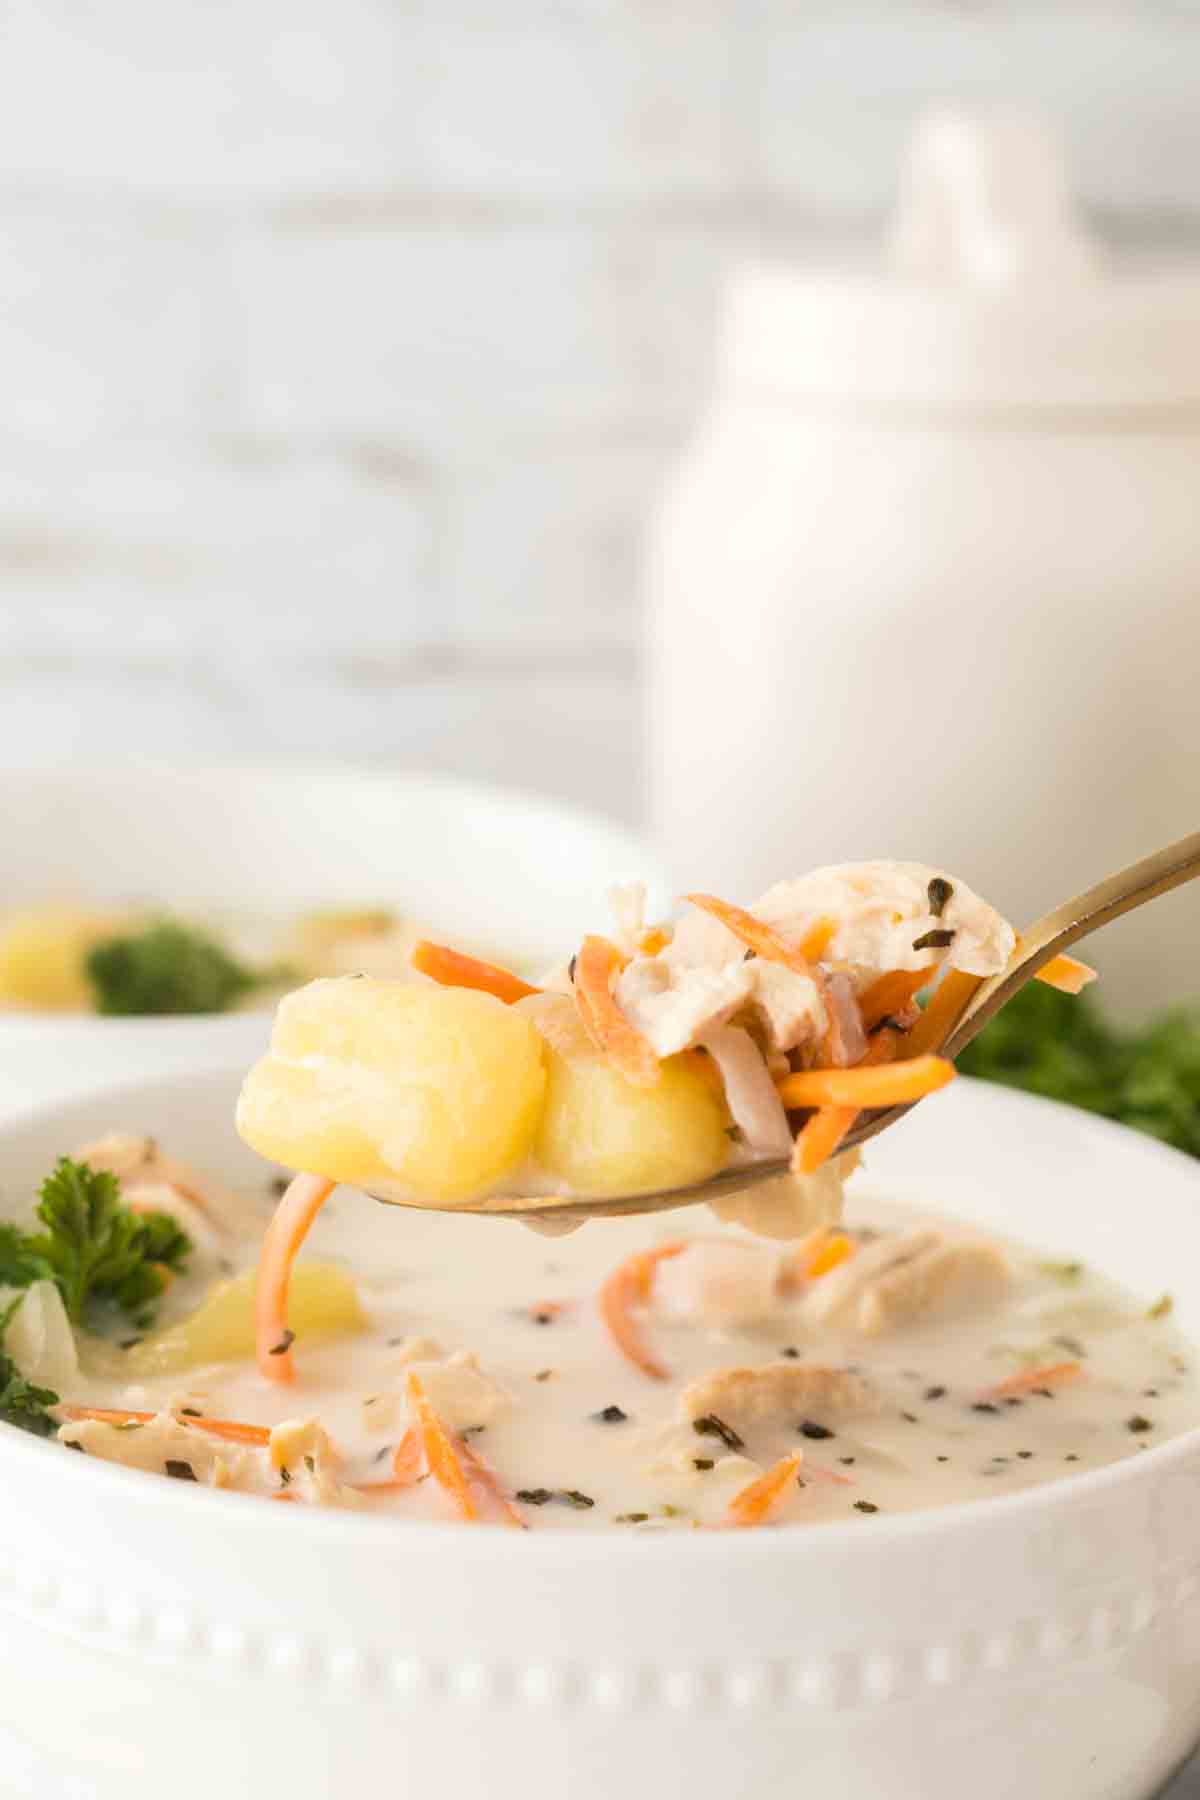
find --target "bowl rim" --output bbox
[0,1070,1196,1564]
[0,760,663,1031]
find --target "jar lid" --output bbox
[723,108,1200,414]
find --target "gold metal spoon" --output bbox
[371,828,1200,1225]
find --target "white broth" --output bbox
[56,1170,1200,1530]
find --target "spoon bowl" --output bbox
[366,828,1200,1225]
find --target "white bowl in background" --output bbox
[0,762,665,1115]
[0,1069,1198,1799]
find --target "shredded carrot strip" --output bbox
[391,1424,423,1485]
[1035,953,1097,996]
[792,1105,859,1175]
[573,934,660,1087]
[904,969,984,1057]
[726,1452,804,1527]
[684,894,823,976]
[787,1027,904,1175]
[411,940,538,1004]
[801,1231,856,1280]
[858,966,937,1031]
[406,1372,477,1521]
[458,1435,526,1529]
[61,1406,272,1447]
[598,1241,688,1380]
[979,1361,1083,1402]
[776,1054,954,1111]
[255,1172,336,1383]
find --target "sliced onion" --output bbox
[700,1025,793,1160]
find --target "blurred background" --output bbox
[2,1,1199,824]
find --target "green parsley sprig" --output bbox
[5,1158,191,1327]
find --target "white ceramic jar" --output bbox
[648,113,1200,1017]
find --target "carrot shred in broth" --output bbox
[776,1054,954,1111]
[411,940,539,1005]
[726,1452,804,1527]
[61,1405,272,1447]
[406,1372,477,1521]
[255,1172,336,1383]
[979,1361,1083,1402]
[599,1240,688,1380]
[573,934,660,1087]
[684,894,825,976]
[1034,953,1097,996]
[800,1231,856,1280]
[458,1435,527,1529]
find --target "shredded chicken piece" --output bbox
[654,1239,782,1329]
[800,1230,1009,1335]
[614,955,755,1058]
[752,863,1014,980]
[268,1418,363,1509]
[58,1409,247,1488]
[74,1132,241,1248]
[855,1241,1009,1335]
[680,1363,879,1439]
[400,1353,512,1434]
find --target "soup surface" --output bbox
[49,1155,1199,1530]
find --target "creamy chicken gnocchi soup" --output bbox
[8,1142,1193,1530]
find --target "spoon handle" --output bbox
[944,826,1200,1058]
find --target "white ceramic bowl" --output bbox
[0,1072,1199,1798]
[0,762,664,1116]
[2,1065,1200,1800]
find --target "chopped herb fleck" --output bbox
[971,1402,1000,1415]
[912,928,955,952]
[567,955,577,985]
[900,1411,919,1424]
[534,1369,554,1383]
[279,1465,292,1487]
[1143,1388,1160,1398]
[516,1488,554,1506]
[119,1336,144,1350]
[164,1460,196,1481]
[692,1458,714,1471]
[927,877,954,917]
[693,1413,744,1451]
[853,1501,879,1514]
[780,1346,800,1360]
[1032,1387,1054,1399]
[1065,1453,1080,1462]
[1053,1334,1087,1357]
[798,1419,834,1441]
[1126,1415,1154,1434]
[936,1455,949,1463]
[303,1454,315,1473]
[924,1385,946,1401]
[1017,1450,1033,1459]
[562,1490,595,1510]
[1147,1294,1174,1321]
[1003,1396,1023,1408]
[592,1404,628,1425]
[372,1444,393,1464]
[615,1512,649,1524]
[269,1175,290,1198]
[839,1456,856,1466]
[268,1329,295,1356]
[179,1407,201,1418]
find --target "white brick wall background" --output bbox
[1,1,1198,822]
